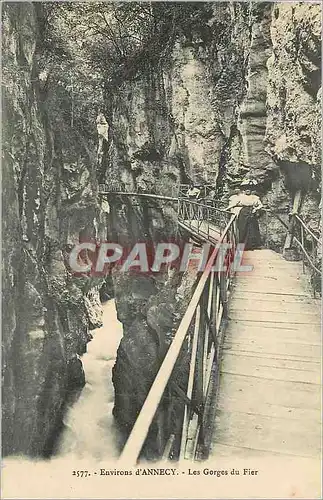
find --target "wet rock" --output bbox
[112,317,160,433]
[146,303,175,337]
[266,3,321,167]
[66,356,86,394]
[84,289,103,330]
[2,3,107,457]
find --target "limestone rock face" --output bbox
[2,3,105,456]
[266,3,321,167]
[262,3,321,245]
[238,2,274,181]
[170,44,224,184]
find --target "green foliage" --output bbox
[35,2,227,137]
[39,2,216,88]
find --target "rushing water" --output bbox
[2,299,124,498]
[55,299,123,460]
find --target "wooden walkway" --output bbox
[209,249,321,459]
[178,220,221,245]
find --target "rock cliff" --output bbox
[2,2,106,456]
[103,2,321,456]
[2,1,321,459]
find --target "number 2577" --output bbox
[72,471,90,478]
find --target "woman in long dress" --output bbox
[227,186,263,250]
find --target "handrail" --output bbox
[292,215,321,277]
[265,208,321,291]
[102,191,178,202]
[293,237,321,275]
[119,214,237,465]
[178,198,230,214]
[293,214,321,245]
[98,184,178,201]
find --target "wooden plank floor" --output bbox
[179,220,221,245]
[209,249,322,459]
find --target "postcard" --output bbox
[1,1,321,498]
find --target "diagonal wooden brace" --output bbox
[170,381,204,419]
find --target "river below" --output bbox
[55,299,123,460]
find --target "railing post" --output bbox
[213,272,219,328]
[284,190,302,252]
[203,271,214,395]
[179,306,201,461]
[220,260,228,319]
[196,292,206,406]
[301,223,305,273]
[311,234,317,298]
[312,234,317,268]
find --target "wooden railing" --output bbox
[119,213,238,465]
[266,209,321,295]
[292,214,321,294]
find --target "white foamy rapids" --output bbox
[56,299,124,460]
[3,298,123,476]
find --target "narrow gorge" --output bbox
[2,1,321,463]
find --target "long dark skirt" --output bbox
[237,207,261,250]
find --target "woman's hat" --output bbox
[240,179,249,186]
[241,178,257,187]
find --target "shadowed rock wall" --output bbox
[2,2,106,456]
[2,1,321,459]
